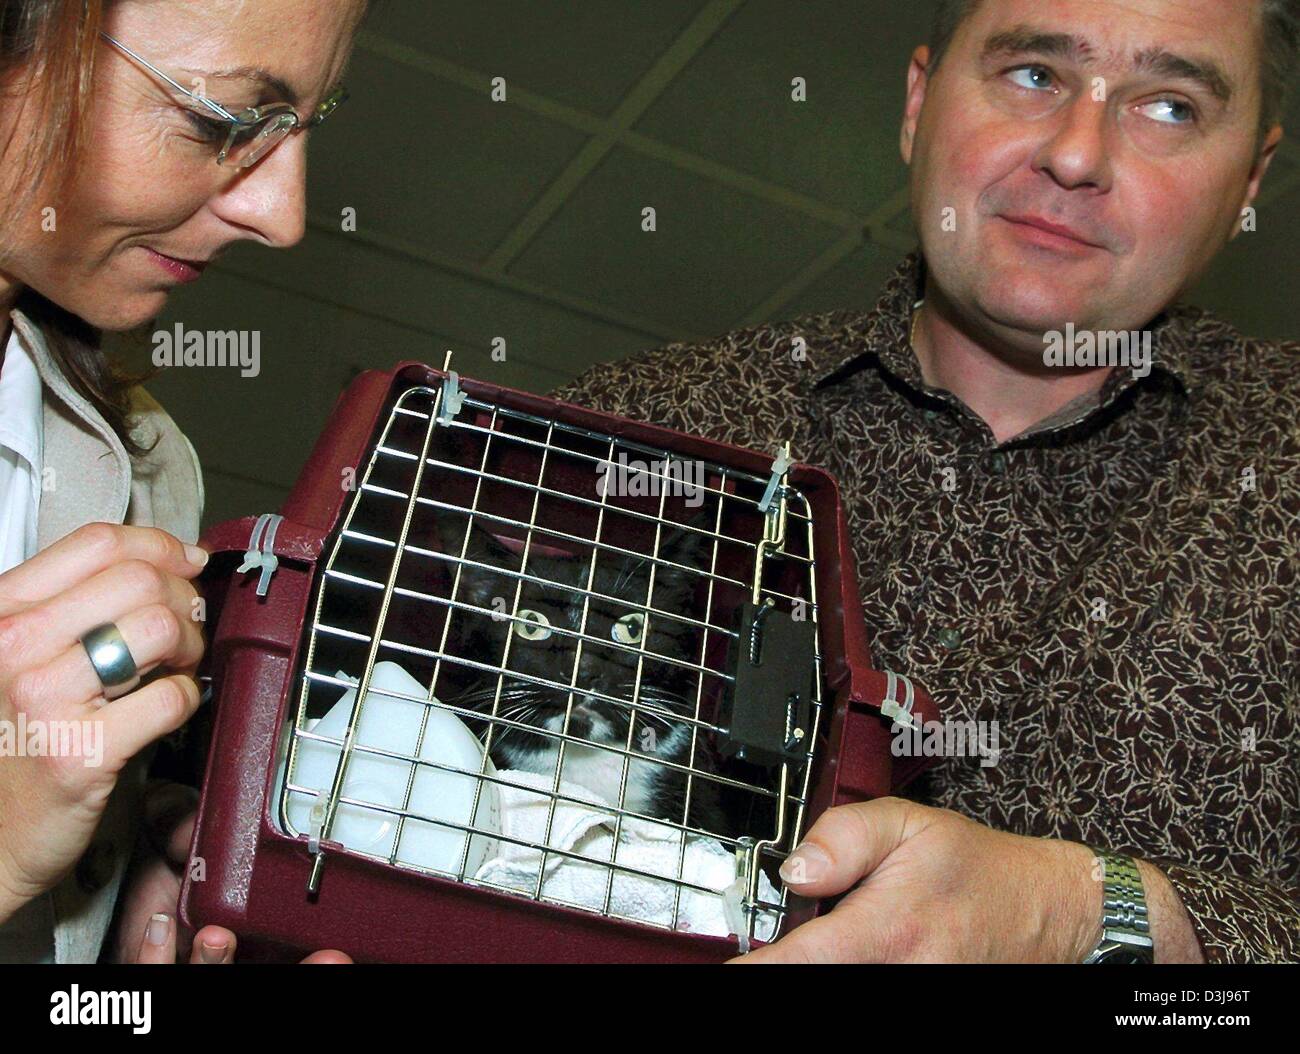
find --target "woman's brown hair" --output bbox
[1,0,157,457]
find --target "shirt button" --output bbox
[937,627,963,650]
[75,841,116,895]
[988,452,1008,474]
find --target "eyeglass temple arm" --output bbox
[306,88,349,128]
[98,32,240,123]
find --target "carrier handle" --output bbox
[190,512,328,696]
[834,667,944,798]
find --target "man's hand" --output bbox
[734,797,1118,963]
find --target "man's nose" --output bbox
[1031,94,1114,194]
[208,136,309,249]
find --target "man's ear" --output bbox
[901,45,932,166]
[1230,124,1283,241]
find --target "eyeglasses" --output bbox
[98,32,348,169]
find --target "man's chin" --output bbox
[970,278,1100,338]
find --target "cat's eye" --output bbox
[513,609,552,641]
[611,612,645,645]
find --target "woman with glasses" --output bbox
[0,0,364,964]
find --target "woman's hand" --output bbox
[0,523,209,923]
[132,917,352,964]
[110,781,200,963]
[115,782,351,964]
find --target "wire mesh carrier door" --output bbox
[180,359,938,963]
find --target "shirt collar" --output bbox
[6,304,134,537]
[811,251,1201,397]
[0,316,45,471]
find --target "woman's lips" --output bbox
[143,247,208,283]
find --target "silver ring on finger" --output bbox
[80,622,141,701]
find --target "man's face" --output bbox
[903,0,1279,350]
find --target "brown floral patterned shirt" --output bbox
[554,252,1300,964]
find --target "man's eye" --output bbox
[1138,98,1196,125]
[1006,65,1057,92]
[611,612,646,645]
[514,609,552,642]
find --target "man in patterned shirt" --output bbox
[556,0,1299,962]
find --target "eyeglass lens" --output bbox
[222,112,298,168]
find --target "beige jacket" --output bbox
[8,306,204,963]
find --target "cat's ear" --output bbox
[436,514,516,568]
[647,516,709,608]
[435,514,521,610]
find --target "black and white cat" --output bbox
[437,516,734,834]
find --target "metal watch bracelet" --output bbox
[1082,850,1155,963]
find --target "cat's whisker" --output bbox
[449,683,538,708]
[612,683,690,719]
[610,556,649,599]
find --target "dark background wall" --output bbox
[120,1,1300,530]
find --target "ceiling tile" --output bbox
[308,48,590,264]
[365,1,711,116]
[634,0,933,215]
[508,147,844,334]
[210,228,662,377]
[771,238,909,321]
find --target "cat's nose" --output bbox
[575,656,603,687]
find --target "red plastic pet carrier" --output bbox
[179,358,939,963]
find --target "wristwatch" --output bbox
[1083,850,1155,963]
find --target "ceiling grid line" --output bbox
[739,186,916,326]
[480,0,749,272]
[352,25,912,240]
[302,212,707,344]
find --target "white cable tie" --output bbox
[722,877,751,955]
[724,838,756,953]
[236,513,284,596]
[236,512,271,574]
[307,793,326,857]
[438,370,467,425]
[254,514,283,596]
[757,448,793,513]
[881,670,919,729]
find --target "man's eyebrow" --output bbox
[981,25,1233,105]
[1133,47,1233,103]
[981,26,1095,65]
[203,65,301,108]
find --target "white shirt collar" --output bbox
[0,315,44,474]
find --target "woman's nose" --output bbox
[208,136,309,248]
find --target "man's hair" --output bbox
[925,0,1300,137]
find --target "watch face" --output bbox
[1097,949,1146,964]
[1093,941,1154,964]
